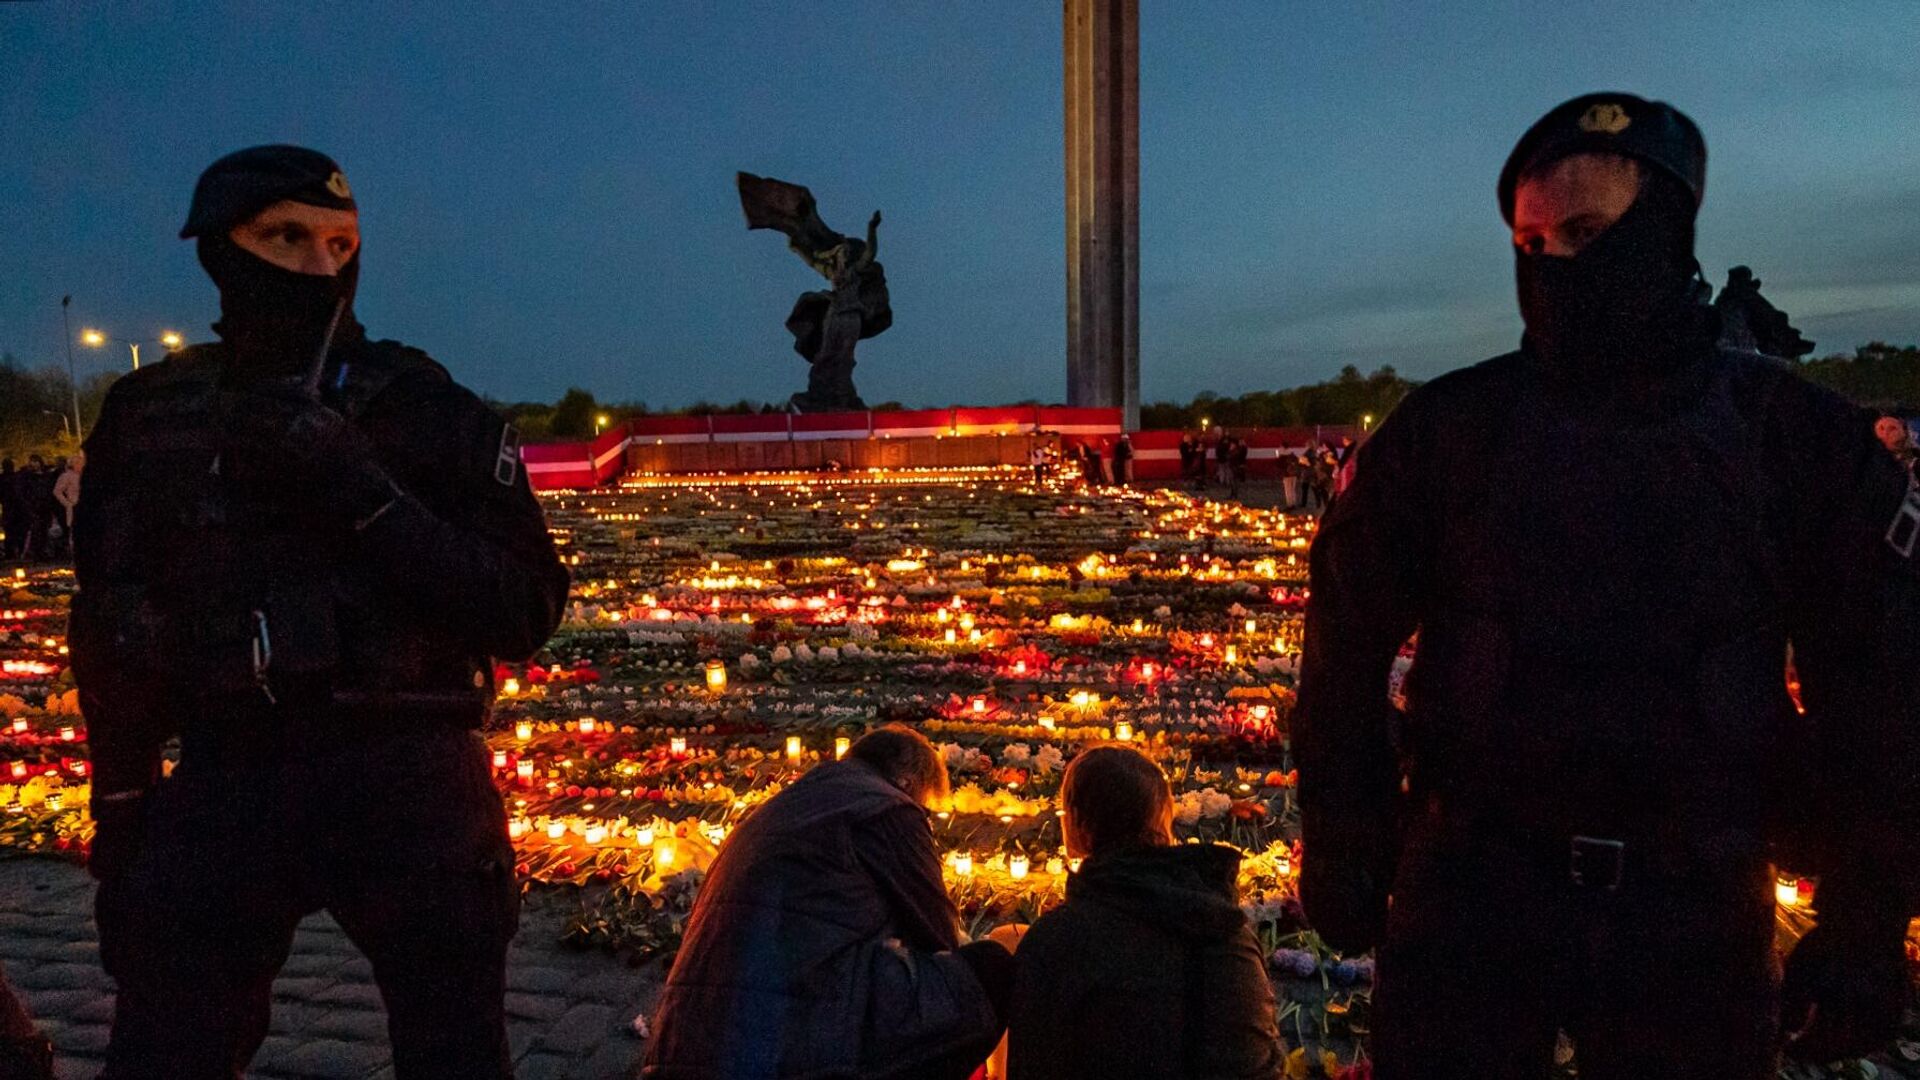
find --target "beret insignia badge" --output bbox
[1577,103,1631,135]
[326,171,353,199]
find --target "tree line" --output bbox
[3,343,1915,457]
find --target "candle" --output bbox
[515,721,533,741]
[1069,857,1083,873]
[655,840,677,868]
[1114,721,1133,742]
[945,628,958,644]
[577,717,597,736]
[1251,704,1272,722]
[584,824,607,846]
[1245,618,1257,635]
[1014,660,1028,675]
[7,761,24,779]
[1071,690,1090,709]
[44,791,63,811]
[786,735,803,760]
[835,736,851,760]
[1141,662,1157,681]
[670,736,688,757]
[971,696,988,714]
[58,726,75,742]
[1039,716,1056,731]
[952,853,974,877]
[1131,618,1144,633]
[508,818,530,840]
[516,760,536,785]
[1224,644,1238,664]
[1046,856,1065,875]
[1008,854,1030,880]
[502,678,520,696]
[546,820,567,840]
[1199,633,1214,648]
[969,629,983,643]
[637,825,655,845]
[9,717,24,734]
[491,750,509,770]
[1775,875,1800,907]
[705,660,728,693]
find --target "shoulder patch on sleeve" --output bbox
[1890,481,1920,561]
[495,424,522,486]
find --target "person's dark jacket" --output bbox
[643,759,1002,1080]
[1295,342,1920,952]
[68,326,570,798]
[1006,843,1283,1080]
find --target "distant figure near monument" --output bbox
[1714,265,1815,359]
[737,172,892,412]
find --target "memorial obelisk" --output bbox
[1063,0,1139,430]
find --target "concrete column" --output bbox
[1063,0,1139,430]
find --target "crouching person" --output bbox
[641,725,1013,1080]
[1006,745,1284,1080]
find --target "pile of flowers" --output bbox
[6,470,1917,1075]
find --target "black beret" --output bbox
[1498,93,1705,225]
[180,144,356,239]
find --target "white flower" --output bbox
[737,652,761,672]
[1154,605,1172,619]
[1173,793,1202,827]
[817,647,839,663]
[771,646,793,664]
[794,644,815,662]
[1001,743,1032,766]
[1199,787,1232,819]
[940,742,967,770]
[1034,744,1065,774]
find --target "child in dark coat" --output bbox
[1006,745,1283,1079]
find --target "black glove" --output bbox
[1781,919,1912,1063]
[218,377,400,524]
[1300,842,1393,955]
[86,791,148,883]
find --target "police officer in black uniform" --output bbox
[1296,94,1920,1079]
[69,146,570,1078]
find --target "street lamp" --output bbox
[1361,413,1375,432]
[82,329,184,371]
[595,413,611,435]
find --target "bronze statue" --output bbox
[737,173,892,412]
[1714,265,1814,359]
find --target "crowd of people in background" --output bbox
[1176,430,1352,509]
[0,453,81,563]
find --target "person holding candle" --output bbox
[1297,93,1920,1078]
[643,725,1012,1079]
[1004,744,1282,1079]
[68,145,570,1079]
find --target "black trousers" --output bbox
[95,724,519,1079]
[1370,814,1778,1080]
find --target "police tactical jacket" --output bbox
[1296,342,1920,921]
[68,327,570,796]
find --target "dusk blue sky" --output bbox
[3,2,1915,409]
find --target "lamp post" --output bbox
[60,297,83,442]
[595,413,611,436]
[82,328,184,371]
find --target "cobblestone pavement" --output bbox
[0,858,664,1079]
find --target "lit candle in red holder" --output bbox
[516,760,536,785]
[492,750,509,770]
[58,726,76,742]
[8,761,26,780]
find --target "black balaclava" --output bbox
[198,234,359,382]
[179,145,361,384]
[1515,168,1709,383]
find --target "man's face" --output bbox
[1512,153,1641,258]
[1876,417,1908,450]
[229,200,360,276]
